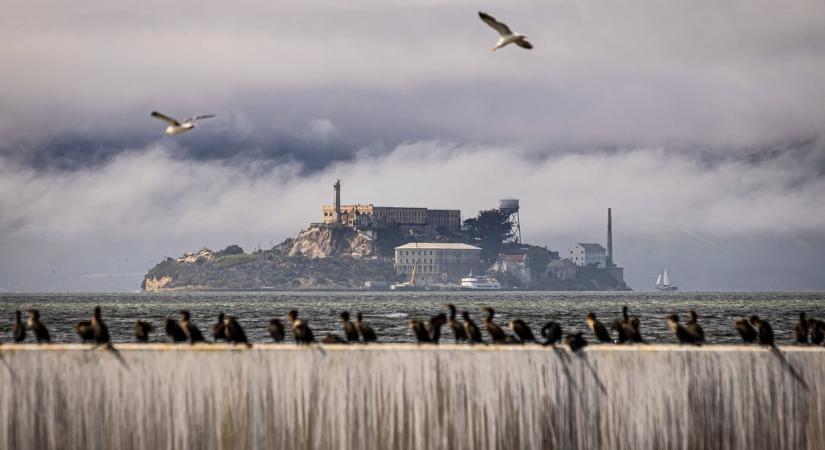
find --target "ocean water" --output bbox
[0,291,823,344]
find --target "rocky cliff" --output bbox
[274,227,379,258]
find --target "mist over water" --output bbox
[1,291,822,344]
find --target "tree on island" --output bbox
[219,245,244,256]
[463,209,513,266]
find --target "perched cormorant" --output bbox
[665,314,694,344]
[75,320,95,343]
[809,319,825,345]
[795,313,809,344]
[268,318,286,342]
[750,315,775,347]
[165,318,188,342]
[685,310,705,344]
[613,305,644,343]
[134,320,154,343]
[223,315,248,344]
[356,312,377,343]
[585,312,611,343]
[508,319,536,343]
[321,333,347,344]
[540,321,563,346]
[734,318,758,343]
[26,310,50,343]
[409,319,431,343]
[287,310,315,344]
[482,307,507,343]
[565,332,588,352]
[445,304,467,343]
[91,306,110,344]
[212,313,227,342]
[340,311,359,342]
[610,319,628,343]
[462,311,483,344]
[178,310,205,344]
[428,313,447,344]
[12,310,26,343]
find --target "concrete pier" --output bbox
[0,345,822,450]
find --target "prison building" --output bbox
[394,243,481,284]
[568,243,607,268]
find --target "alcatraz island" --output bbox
[142,180,630,291]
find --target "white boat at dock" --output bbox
[460,274,502,290]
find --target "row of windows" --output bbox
[397,249,478,257]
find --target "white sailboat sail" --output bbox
[662,268,670,286]
[656,273,663,288]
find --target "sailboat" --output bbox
[656,267,678,291]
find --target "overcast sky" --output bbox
[1,0,824,291]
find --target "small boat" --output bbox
[656,267,678,291]
[391,265,422,291]
[460,274,502,291]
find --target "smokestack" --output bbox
[607,208,613,267]
[334,179,342,224]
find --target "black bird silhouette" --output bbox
[428,313,447,344]
[620,306,644,343]
[134,320,154,343]
[665,314,695,344]
[356,312,377,343]
[179,310,205,344]
[26,310,50,343]
[611,319,628,343]
[212,313,227,342]
[565,332,588,352]
[13,310,26,343]
[340,311,359,342]
[685,310,705,344]
[75,320,95,343]
[223,315,249,345]
[795,312,809,344]
[482,307,506,343]
[445,304,467,343]
[165,318,188,343]
[462,311,483,344]
[809,318,825,345]
[585,312,611,343]
[541,321,563,346]
[734,318,757,343]
[91,306,110,344]
[287,310,315,344]
[268,318,286,342]
[409,319,431,344]
[750,315,775,347]
[508,319,536,343]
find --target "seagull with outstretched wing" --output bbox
[150,111,215,135]
[478,11,533,51]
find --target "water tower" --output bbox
[499,199,522,243]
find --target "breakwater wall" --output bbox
[0,344,823,450]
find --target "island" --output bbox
[142,181,630,291]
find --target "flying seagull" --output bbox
[478,12,532,51]
[150,111,215,135]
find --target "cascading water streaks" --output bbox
[0,345,822,450]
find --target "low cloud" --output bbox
[1,141,824,290]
